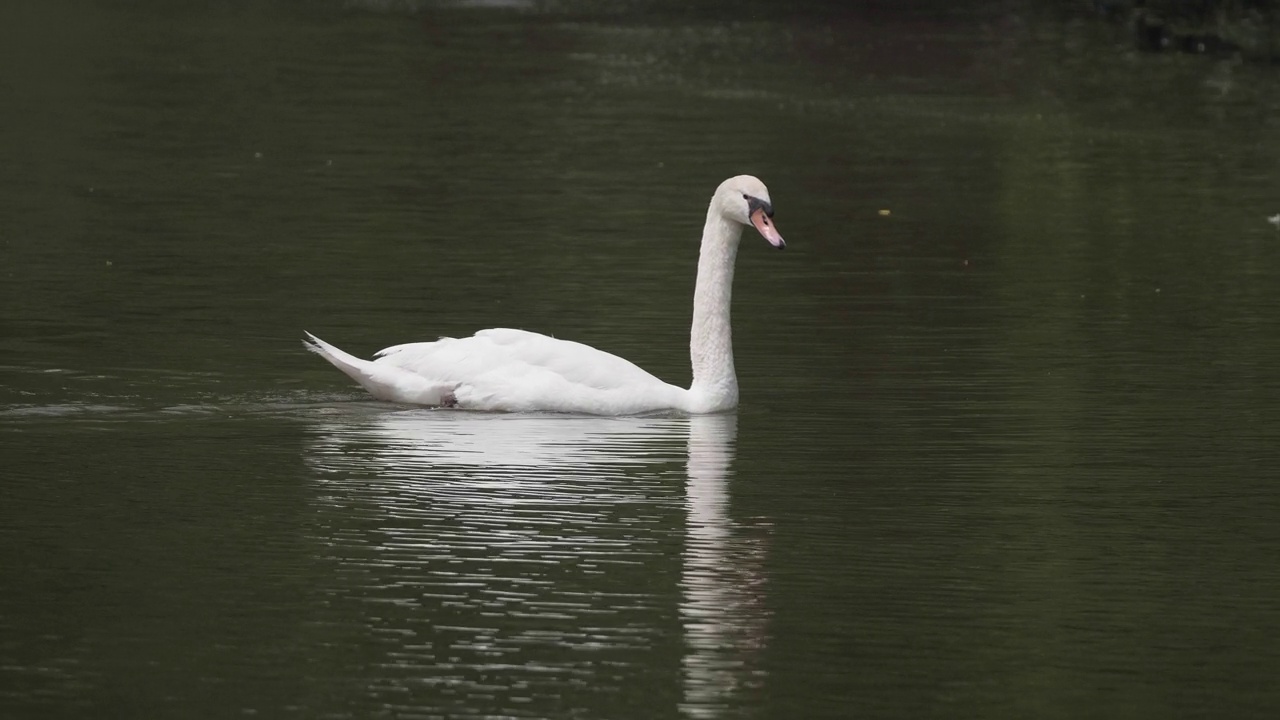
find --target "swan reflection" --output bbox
[305,408,768,717]
[681,414,768,717]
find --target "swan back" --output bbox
[376,329,688,414]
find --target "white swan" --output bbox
[304,175,785,415]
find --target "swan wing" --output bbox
[374,328,686,413]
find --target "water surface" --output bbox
[3,1,1280,717]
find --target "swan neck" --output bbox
[688,211,741,411]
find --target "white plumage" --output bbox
[304,175,785,415]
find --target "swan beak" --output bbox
[750,208,785,249]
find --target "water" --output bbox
[3,1,1280,717]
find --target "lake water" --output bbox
[3,1,1280,717]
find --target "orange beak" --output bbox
[750,208,785,249]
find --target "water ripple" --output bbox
[304,410,769,716]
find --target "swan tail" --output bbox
[303,331,456,405]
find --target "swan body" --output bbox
[305,175,785,415]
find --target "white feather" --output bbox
[304,175,782,415]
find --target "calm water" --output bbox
[3,1,1280,717]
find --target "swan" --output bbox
[304,174,785,415]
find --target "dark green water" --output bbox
[3,1,1280,717]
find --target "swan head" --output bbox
[714,175,785,249]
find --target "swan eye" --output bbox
[744,195,775,218]
[742,193,749,200]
